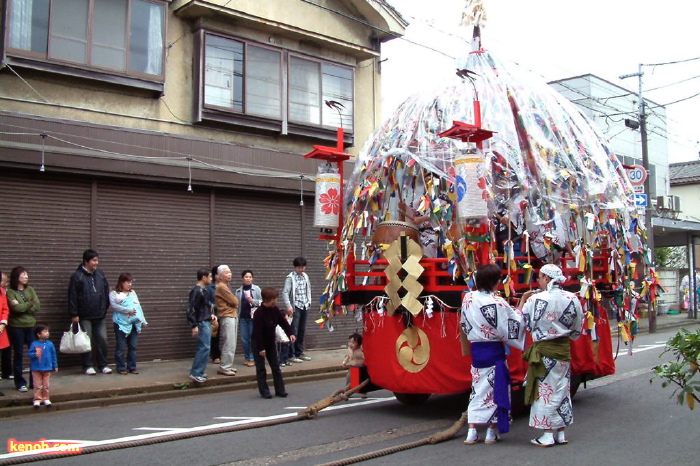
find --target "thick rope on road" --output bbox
[319,412,468,466]
[0,381,369,466]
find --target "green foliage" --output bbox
[654,247,671,267]
[652,328,700,410]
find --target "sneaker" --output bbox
[286,362,294,366]
[189,374,207,383]
[33,400,41,408]
[44,400,52,406]
[217,369,236,376]
[18,386,28,392]
[101,367,113,374]
[85,367,97,376]
[299,355,311,361]
[289,357,303,363]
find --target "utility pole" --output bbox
[621,64,656,333]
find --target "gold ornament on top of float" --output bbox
[383,234,424,316]
[396,326,430,373]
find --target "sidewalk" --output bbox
[0,314,696,418]
[0,347,348,418]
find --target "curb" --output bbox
[0,368,345,419]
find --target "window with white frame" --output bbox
[202,33,354,133]
[6,0,165,79]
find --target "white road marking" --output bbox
[132,427,192,432]
[284,396,394,411]
[616,342,666,356]
[0,397,393,459]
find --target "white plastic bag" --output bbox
[60,322,92,354]
[275,325,289,343]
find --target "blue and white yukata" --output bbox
[521,285,583,430]
[461,290,525,432]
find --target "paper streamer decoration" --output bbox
[455,154,488,220]
[314,172,341,228]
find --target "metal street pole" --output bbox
[621,64,657,333]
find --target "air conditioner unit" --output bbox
[656,196,668,209]
[671,195,682,212]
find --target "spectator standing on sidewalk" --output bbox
[235,269,262,367]
[207,265,221,365]
[283,257,312,363]
[28,323,57,407]
[215,265,239,376]
[187,268,216,383]
[7,266,41,391]
[68,249,112,376]
[253,287,295,399]
[109,273,147,375]
[0,270,10,394]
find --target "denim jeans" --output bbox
[114,323,138,372]
[278,341,290,365]
[8,326,34,389]
[239,317,254,362]
[80,318,109,370]
[190,321,211,378]
[291,306,308,357]
[218,316,238,370]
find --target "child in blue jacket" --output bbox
[28,323,58,407]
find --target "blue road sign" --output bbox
[634,193,648,207]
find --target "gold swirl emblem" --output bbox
[395,327,430,373]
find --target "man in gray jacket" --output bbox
[283,257,312,363]
[68,249,112,375]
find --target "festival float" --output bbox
[305,7,656,405]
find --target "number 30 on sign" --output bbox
[626,165,647,187]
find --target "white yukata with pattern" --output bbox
[461,290,525,425]
[521,285,584,429]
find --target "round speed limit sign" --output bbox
[626,165,647,186]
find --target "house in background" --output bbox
[549,74,670,201]
[669,160,700,312]
[0,0,407,362]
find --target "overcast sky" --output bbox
[380,0,700,163]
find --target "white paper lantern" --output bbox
[455,154,488,220]
[314,172,341,228]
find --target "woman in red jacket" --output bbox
[0,269,11,396]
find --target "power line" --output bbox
[646,56,700,67]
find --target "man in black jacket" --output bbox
[68,249,112,375]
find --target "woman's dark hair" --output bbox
[241,269,254,278]
[9,266,27,291]
[115,273,133,292]
[197,268,211,281]
[475,264,502,292]
[34,323,49,338]
[211,265,220,281]
[349,332,363,346]
[261,287,279,302]
[293,257,307,267]
[82,249,99,264]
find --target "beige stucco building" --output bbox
[0,0,407,361]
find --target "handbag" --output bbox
[60,322,92,354]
